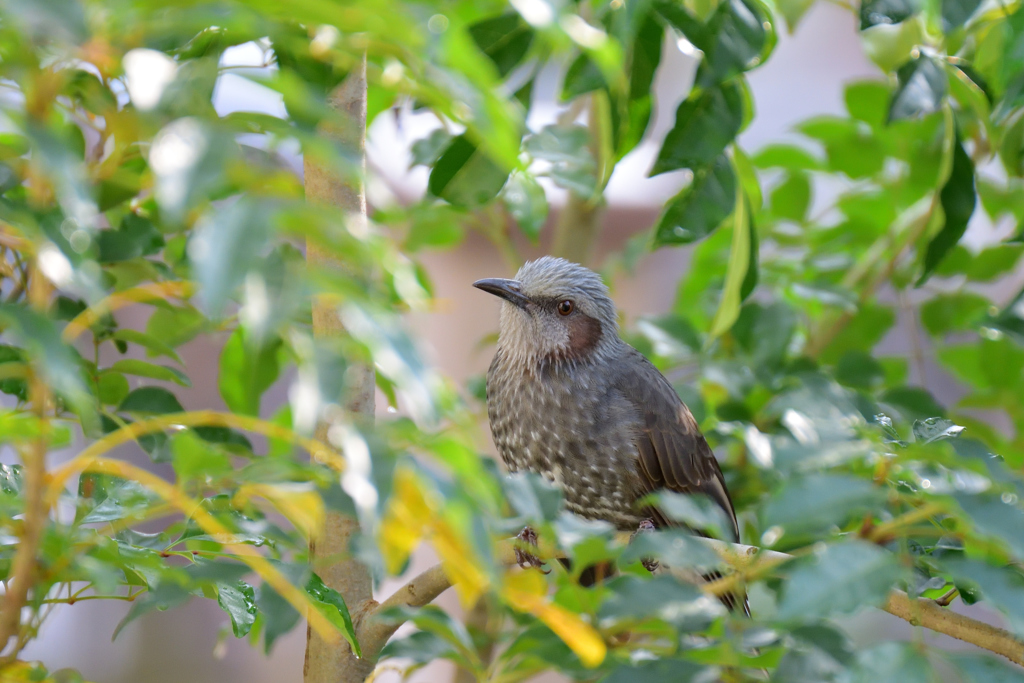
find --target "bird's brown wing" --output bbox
[614,348,739,542]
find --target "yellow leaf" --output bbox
[432,517,490,607]
[234,483,324,541]
[502,571,607,668]
[379,468,434,573]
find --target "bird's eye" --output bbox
[557,300,574,316]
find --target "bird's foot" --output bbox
[631,518,660,573]
[515,526,548,572]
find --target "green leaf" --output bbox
[112,329,183,364]
[920,292,990,335]
[652,82,743,175]
[845,80,892,129]
[218,328,281,417]
[880,386,945,421]
[653,491,733,540]
[145,305,207,349]
[889,55,947,121]
[951,653,1024,682]
[936,337,1024,391]
[191,198,274,319]
[109,359,191,387]
[171,429,232,482]
[860,0,919,29]
[835,350,886,390]
[653,155,736,245]
[763,475,885,539]
[912,416,964,442]
[404,203,465,251]
[409,129,454,168]
[600,658,706,683]
[257,572,302,653]
[751,144,822,170]
[849,642,934,683]
[381,630,461,665]
[777,0,816,30]
[501,171,548,241]
[769,172,811,222]
[504,472,563,523]
[943,558,1024,636]
[796,116,885,179]
[218,580,257,638]
[777,540,905,620]
[562,54,606,100]
[598,574,724,630]
[955,493,1024,560]
[708,186,752,340]
[941,0,982,30]
[0,305,97,434]
[96,214,164,263]
[119,386,184,414]
[305,572,360,657]
[817,303,895,365]
[468,13,534,78]
[113,582,191,641]
[696,0,770,87]
[96,371,130,406]
[428,134,511,207]
[918,133,975,285]
[523,124,596,196]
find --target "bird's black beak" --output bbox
[473,278,531,309]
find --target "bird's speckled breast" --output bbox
[486,349,646,529]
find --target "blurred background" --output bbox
[19,3,1020,681]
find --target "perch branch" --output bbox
[359,536,1024,669]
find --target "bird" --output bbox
[474,256,740,587]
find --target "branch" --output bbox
[359,536,1024,670]
[303,58,378,683]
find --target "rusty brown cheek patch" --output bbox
[565,314,603,358]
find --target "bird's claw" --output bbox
[631,518,659,573]
[515,526,548,573]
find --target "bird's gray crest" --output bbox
[514,256,617,330]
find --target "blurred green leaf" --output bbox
[145,305,207,349]
[191,198,274,319]
[219,328,281,417]
[598,574,724,630]
[524,124,596,196]
[918,133,976,285]
[96,214,164,263]
[653,491,732,540]
[955,493,1024,560]
[778,541,905,620]
[860,0,919,29]
[119,386,185,415]
[769,172,811,222]
[109,359,191,387]
[501,171,548,241]
[950,653,1024,682]
[941,0,982,30]
[849,642,933,683]
[943,558,1024,635]
[764,475,885,539]
[600,658,707,682]
[920,292,990,335]
[468,13,534,78]
[890,55,948,121]
[429,134,511,207]
[172,429,232,482]
[0,305,96,434]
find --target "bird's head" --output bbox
[474,256,619,365]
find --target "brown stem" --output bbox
[0,265,52,661]
[302,58,378,683]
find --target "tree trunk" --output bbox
[303,58,378,683]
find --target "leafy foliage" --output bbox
[1,0,1024,680]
